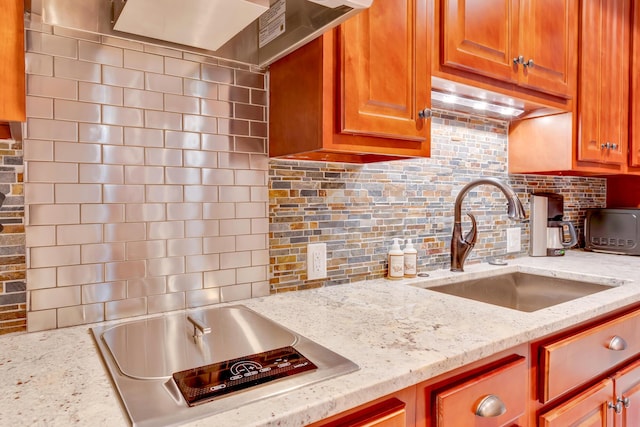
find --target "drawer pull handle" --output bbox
[608,336,628,351]
[475,395,506,418]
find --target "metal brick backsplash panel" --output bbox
[27,14,272,329]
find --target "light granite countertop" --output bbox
[2,250,640,426]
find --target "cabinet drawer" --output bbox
[541,308,640,402]
[315,397,406,427]
[435,356,527,427]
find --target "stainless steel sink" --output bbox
[421,272,613,312]
[92,305,358,426]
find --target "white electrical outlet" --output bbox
[307,243,327,280]
[506,227,521,253]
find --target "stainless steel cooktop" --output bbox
[91,305,358,426]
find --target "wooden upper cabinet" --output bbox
[578,0,630,166]
[442,0,519,83]
[0,0,26,123]
[509,0,634,176]
[269,0,430,163]
[517,0,577,98]
[342,0,428,141]
[630,0,640,169]
[439,0,577,99]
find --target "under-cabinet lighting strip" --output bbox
[431,91,525,117]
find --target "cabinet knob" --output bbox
[418,108,432,119]
[618,396,631,409]
[601,142,613,150]
[475,394,507,418]
[513,56,534,68]
[607,335,627,351]
[609,400,623,414]
[611,143,619,150]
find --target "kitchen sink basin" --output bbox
[421,272,614,312]
[92,305,358,426]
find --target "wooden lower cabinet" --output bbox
[312,306,640,427]
[539,378,614,427]
[613,359,640,427]
[539,359,640,427]
[308,387,416,427]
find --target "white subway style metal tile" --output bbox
[57,303,105,328]
[102,65,144,89]
[54,56,101,83]
[167,272,203,292]
[24,30,270,328]
[25,52,54,76]
[79,40,123,67]
[124,50,163,73]
[82,281,127,304]
[79,82,124,106]
[79,123,124,145]
[57,263,104,286]
[81,243,126,264]
[127,277,166,298]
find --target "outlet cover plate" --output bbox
[507,227,521,253]
[307,243,327,280]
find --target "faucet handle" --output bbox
[463,212,478,246]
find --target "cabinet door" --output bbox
[630,0,640,168]
[518,0,577,98]
[0,0,26,122]
[441,0,519,82]
[613,359,640,427]
[578,0,630,165]
[539,378,614,427]
[341,0,429,141]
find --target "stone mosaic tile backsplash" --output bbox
[269,112,606,292]
[0,137,26,335]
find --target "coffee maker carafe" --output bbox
[529,192,578,256]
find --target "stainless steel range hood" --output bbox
[35,0,372,67]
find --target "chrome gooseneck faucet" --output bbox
[451,177,527,272]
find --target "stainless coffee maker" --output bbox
[529,192,578,256]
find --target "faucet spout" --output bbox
[451,177,526,272]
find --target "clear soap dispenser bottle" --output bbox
[403,239,417,278]
[388,238,404,280]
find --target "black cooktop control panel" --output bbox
[173,346,317,406]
